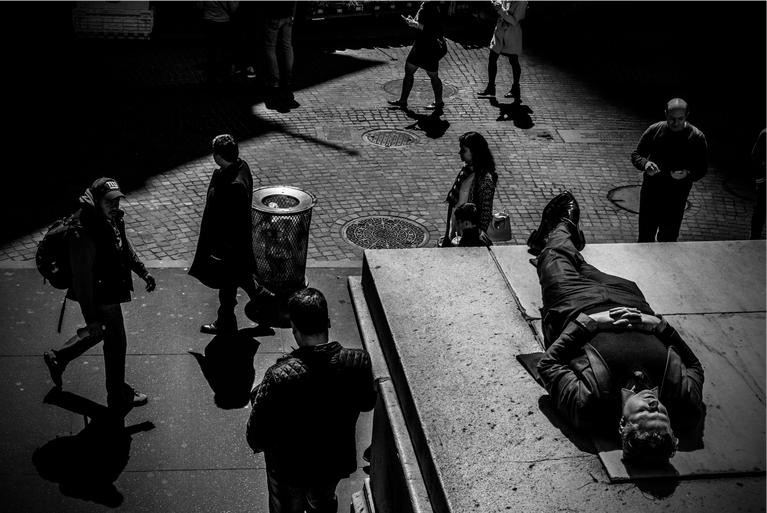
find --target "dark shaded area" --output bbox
[1,1,385,244]
[189,328,267,409]
[3,1,764,245]
[35,389,155,506]
[522,2,766,176]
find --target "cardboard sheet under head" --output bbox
[507,240,766,481]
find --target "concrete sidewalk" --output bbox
[0,265,369,512]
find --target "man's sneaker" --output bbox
[387,99,408,109]
[123,383,148,407]
[425,101,445,110]
[245,66,256,79]
[477,87,496,97]
[200,321,237,335]
[43,350,65,388]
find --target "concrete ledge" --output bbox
[349,277,390,382]
[349,275,432,513]
[357,244,765,512]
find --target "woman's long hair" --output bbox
[459,131,497,183]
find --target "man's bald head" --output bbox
[665,98,689,114]
[665,98,689,132]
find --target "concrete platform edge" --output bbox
[361,252,451,513]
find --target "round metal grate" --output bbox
[342,216,429,249]
[362,129,419,148]
[383,79,458,99]
[608,185,690,214]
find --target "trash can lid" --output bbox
[252,186,317,214]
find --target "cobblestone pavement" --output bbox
[0,38,760,264]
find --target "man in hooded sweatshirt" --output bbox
[44,177,156,411]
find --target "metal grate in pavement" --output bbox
[608,185,690,214]
[342,215,428,249]
[362,129,419,148]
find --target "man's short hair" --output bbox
[454,202,479,225]
[665,97,689,114]
[212,134,239,162]
[620,422,678,465]
[288,287,329,335]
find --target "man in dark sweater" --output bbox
[529,192,704,465]
[247,287,376,512]
[631,98,708,242]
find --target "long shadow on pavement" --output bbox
[4,35,385,245]
[34,389,155,507]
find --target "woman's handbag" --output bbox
[486,211,512,242]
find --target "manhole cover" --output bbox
[362,129,418,148]
[383,79,458,99]
[608,185,690,214]
[342,216,429,249]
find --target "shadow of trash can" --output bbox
[251,186,317,327]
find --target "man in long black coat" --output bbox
[190,134,264,334]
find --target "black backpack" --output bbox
[36,213,78,290]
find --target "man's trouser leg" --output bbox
[637,181,660,242]
[276,17,294,94]
[578,263,655,315]
[751,181,766,239]
[266,469,306,513]
[305,479,340,513]
[262,20,281,89]
[537,224,604,346]
[657,186,690,242]
[101,304,127,408]
[217,282,239,331]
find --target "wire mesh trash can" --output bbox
[251,186,317,297]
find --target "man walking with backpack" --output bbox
[43,177,156,412]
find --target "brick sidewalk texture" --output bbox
[0,41,759,263]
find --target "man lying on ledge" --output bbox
[527,191,705,465]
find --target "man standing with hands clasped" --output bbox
[631,98,708,242]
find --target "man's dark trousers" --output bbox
[637,178,691,242]
[266,468,340,513]
[537,224,656,346]
[217,272,258,331]
[53,304,127,407]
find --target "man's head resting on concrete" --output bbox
[664,98,689,133]
[288,287,331,345]
[619,386,678,465]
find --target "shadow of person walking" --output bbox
[34,389,155,507]
[190,327,271,409]
[403,109,451,139]
[489,98,534,128]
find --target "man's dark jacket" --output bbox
[537,313,704,433]
[189,158,255,289]
[246,342,376,485]
[67,205,147,324]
